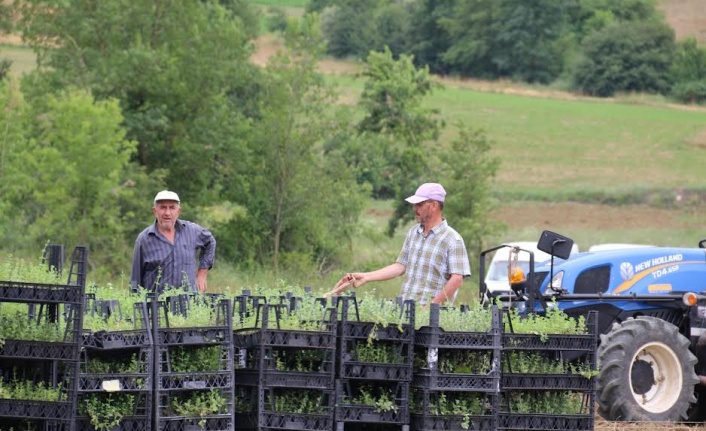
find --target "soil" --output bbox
[492,201,703,231]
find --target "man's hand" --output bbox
[196,269,208,293]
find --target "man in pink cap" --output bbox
[336,183,471,304]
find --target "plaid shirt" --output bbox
[130,219,216,293]
[397,219,471,304]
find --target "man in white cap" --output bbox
[130,190,216,293]
[336,182,470,304]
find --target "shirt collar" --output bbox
[416,219,448,234]
[147,219,183,235]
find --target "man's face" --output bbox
[413,200,435,224]
[153,200,181,230]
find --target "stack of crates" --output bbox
[334,296,415,431]
[498,310,598,430]
[233,292,337,431]
[76,301,153,431]
[0,245,87,431]
[411,304,501,431]
[152,294,234,431]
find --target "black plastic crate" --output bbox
[413,369,500,392]
[339,362,412,380]
[85,330,152,349]
[158,416,233,431]
[335,380,410,425]
[233,328,336,350]
[415,305,501,350]
[411,413,495,431]
[258,412,334,430]
[415,329,498,350]
[0,399,73,419]
[335,405,408,424]
[0,340,78,360]
[79,373,151,392]
[159,371,232,390]
[501,373,593,391]
[157,327,230,345]
[496,413,593,430]
[76,417,151,431]
[0,281,81,304]
[501,333,595,352]
[234,369,335,389]
[340,321,414,341]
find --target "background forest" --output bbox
[0,0,705,301]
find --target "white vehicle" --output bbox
[483,241,579,305]
[588,243,655,252]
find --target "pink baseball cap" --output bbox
[405,183,446,204]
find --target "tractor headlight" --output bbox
[544,271,564,294]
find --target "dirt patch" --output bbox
[492,201,702,231]
[659,0,706,44]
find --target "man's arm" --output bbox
[432,273,464,304]
[349,262,406,288]
[129,240,143,293]
[196,226,216,293]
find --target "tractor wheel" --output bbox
[596,316,698,421]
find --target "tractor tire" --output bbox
[596,316,698,422]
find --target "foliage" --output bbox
[170,346,223,373]
[435,122,502,261]
[670,38,706,104]
[170,390,228,422]
[503,390,585,414]
[438,351,491,374]
[671,80,706,105]
[80,393,135,431]
[0,249,61,285]
[85,354,139,374]
[0,305,64,342]
[0,376,61,401]
[15,0,257,208]
[351,383,398,413]
[271,389,327,413]
[320,0,381,59]
[355,47,442,235]
[415,303,493,332]
[570,20,676,96]
[436,0,569,83]
[356,340,404,363]
[505,303,587,340]
[221,14,366,273]
[0,85,145,273]
[83,283,148,332]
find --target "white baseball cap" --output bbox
[154,190,180,204]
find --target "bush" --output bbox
[570,21,675,97]
[671,80,706,105]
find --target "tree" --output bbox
[15,0,258,208]
[435,123,502,259]
[491,0,568,83]
[406,0,455,74]
[356,47,442,235]
[0,86,147,272]
[226,15,366,274]
[571,21,675,96]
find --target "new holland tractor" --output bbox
[480,230,706,422]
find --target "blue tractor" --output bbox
[480,230,706,422]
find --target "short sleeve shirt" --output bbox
[396,219,471,304]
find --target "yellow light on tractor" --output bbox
[683,292,699,307]
[509,266,526,284]
[507,246,527,294]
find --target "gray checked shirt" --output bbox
[130,219,216,293]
